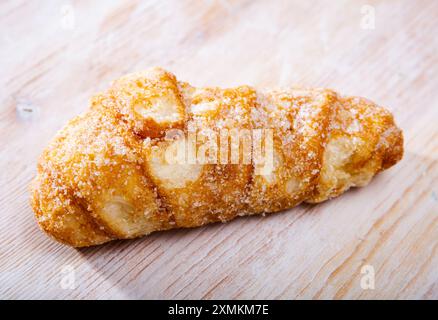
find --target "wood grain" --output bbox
[0,0,437,299]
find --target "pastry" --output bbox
[30,67,403,247]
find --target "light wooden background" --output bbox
[0,0,437,299]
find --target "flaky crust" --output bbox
[30,67,403,247]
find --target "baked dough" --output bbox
[30,68,403,247]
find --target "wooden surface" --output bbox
[1,0,437,299]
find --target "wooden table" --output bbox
[1,0,437,299]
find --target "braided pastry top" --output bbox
[31,67,403,247]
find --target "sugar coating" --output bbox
[30,67,404,247]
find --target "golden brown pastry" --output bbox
[30,67,403,247]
